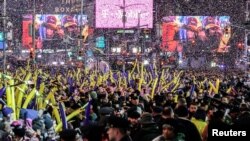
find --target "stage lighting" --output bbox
[60,61,65,65]
[178,60,183,64]
[52,61,58,65]
[143,60,149,65]
[211,62,216,67]
[132,47,138,54]
[116,47,121,53]
[37,54,42,58]
[111,47,116,53]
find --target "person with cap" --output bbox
[157,107,179,133]
[106,116,132,141]
[183,17,200,43]
[133,112,160,141]
[98,106,115,128]
[62,15,78,38]
[127,109,141,140]
[127,93,144,116]
[202,16,222,52]
[42,15,64,49]
[43,15,58,39]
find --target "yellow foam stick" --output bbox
[215,79,220,94]
[55,103,88,132]
[0,73,13,80]
[43,87,58,108]
[161,79,173,91]
[130,60,137,75]
[6,84,14,120]
[22,88,36,109]
[138,63,144,91]
[76,68,80,82]
[209,81,217,94]
[16,72,32,119]
[52,106,61,124]
[174,94,179,103]
[10,80,16,120]
[128,71,131,83]
[37,82,45,109]
[171,78,180,92]
[151,78,158,99]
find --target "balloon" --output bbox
[59,102,67,130]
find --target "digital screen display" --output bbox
[22,14,88,49]
[95,0,153,28]
[161,16,231,53]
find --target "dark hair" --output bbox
[194,109,206,121]
[162,107,173,116]
[13,126,26,138]
[59,129,77,141]
[175,105,189,117]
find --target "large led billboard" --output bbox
[22,14,88,49]
[161,16,231,53]
[95,0,153,28]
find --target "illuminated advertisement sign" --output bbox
[96,0,153,28]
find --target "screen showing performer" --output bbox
[161,16,231,54]
[22,14,88,49]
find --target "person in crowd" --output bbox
[152,106,163,124]
[175,105,202,141]
[188,102,198,119]
[0,64,250,141]
[133,112,160,141]
[191,108,207,136]
[152,124,177,141]
[106,116,132,141]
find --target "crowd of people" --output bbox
[0,63,249,141]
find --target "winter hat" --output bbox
[43,115,53,129]
[32,117,44,131]
[139,113,155,124]
[2,107,13,117]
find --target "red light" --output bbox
[237,42,244,49]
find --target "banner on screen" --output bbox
[95,0,153,28]
[22,14,88,49]
[161,16,231,53]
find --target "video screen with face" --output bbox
[161,16,231,53]
[22,14,88,49]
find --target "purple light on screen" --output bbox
[95,0,153,28]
